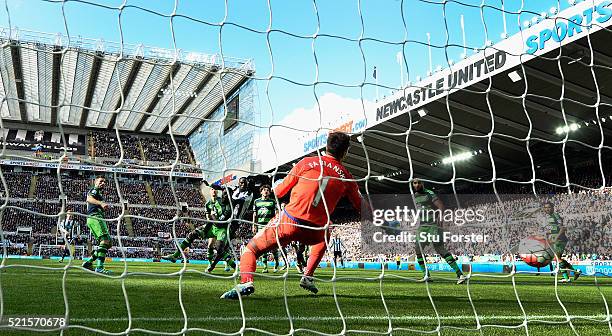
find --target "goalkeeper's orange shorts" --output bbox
[241,209,331,282]
[248,209,329,253]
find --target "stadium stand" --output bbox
[90,130,194,164]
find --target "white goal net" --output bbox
[0,0,610,335]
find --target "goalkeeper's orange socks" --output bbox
[240,248,257,283]
[303,241,326,277]
[443,253,463,277]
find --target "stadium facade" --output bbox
[189,79,259,185]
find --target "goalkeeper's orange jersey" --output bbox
[274,155,362,226]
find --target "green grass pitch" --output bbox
[0,259,610,335]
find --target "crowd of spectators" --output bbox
[0,172,32,198]
[140,137,193,164]
[91,131,142,161]
[90,130,195,165]
[150,182,204,207]
[20,171,202,207]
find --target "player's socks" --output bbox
[296,250,306,272]
[84,248,98,265]
[172,239,192,258]
[560,259,575,271]
[559,260,574,281]
[272,251,280,271]
[443,253,463,277]
[226,258,236,270]
[96,243,110,269]
[261,256,268,271]
[304,241,326,278]
[561,271,570,280]
[240,248,258,283]
[416,256,428,277]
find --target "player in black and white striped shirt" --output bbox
[59,210,79,263]
[331,236,346,268]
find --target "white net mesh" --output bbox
[0,0,609,335]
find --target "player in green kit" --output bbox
[162,187,236,273]
[82,176,112,274]
[543,201,581,283]
[252,185,284,273]
[204,187,232,272]
[412,179,467,284]
[204,187,223,265]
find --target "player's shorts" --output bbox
[196,224,228,242]
[334,251,342,258]
[247,210,329,256]
[415,225,447,254]
[211,225,228,242]
[87,216,109,240]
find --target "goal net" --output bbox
[0,0,610,335]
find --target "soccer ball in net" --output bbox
[518,236,554,268]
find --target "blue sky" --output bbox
[0,0,576,129]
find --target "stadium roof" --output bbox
[0,27,254,136]
[270,0,612,194]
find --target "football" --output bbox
[519,236,554,268]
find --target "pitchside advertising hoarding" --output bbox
[287,0,612,165]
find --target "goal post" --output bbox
[37,244,86,260]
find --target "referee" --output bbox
[331,236,346,268]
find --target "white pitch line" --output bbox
[68,315,609,323]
